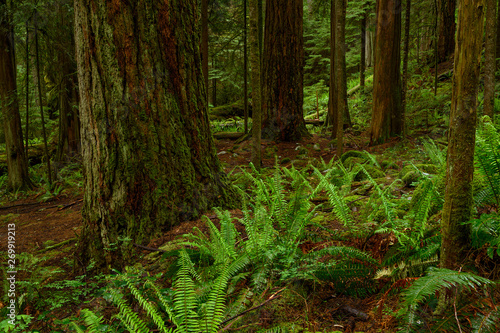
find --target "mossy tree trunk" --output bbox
[262,0,309,142]
[0,0,31,190]
[437,0,456,62]
[484,0,497,119]
[440,0,484,270]
[328,0,338,136]
[249,0,262,169]
[370,0,403,145]
[74,0,239,271]
[56,4,80,162]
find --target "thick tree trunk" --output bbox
[370,0,403,145]
[74,0,239,271]
[440,0,484,270]
[249,0,262,169]
[0,0,31,190]
[262,0,309,141]
[202,0,209,102]
[484,0,497,118]
[437,0,456,62]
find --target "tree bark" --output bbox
[328,0,338,136]
[202,0,209,102]
[365,15,375,67]
[249,0,262,169]
[335,0,347,154]
[437,0,456,62]
[484,0,497,119]
[0,0,31,190]
[402,0,411,130]
[262,0,309,141]
[74,0,239,271]
[370,0,403,145]
[440,0,484,270]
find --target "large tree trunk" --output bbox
[484,0,497,119]
[74,0,239,271]
[0,0,31,190]
[437,0,456,62]
[370,0,403,145]
[365,15,375,67]
[249,0,262,169]
[328,0,338,135]
[360,13,366,88]
[402,0,411,130]
[262,0,309,141]
[440,0,484,271]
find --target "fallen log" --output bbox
[213,132,245,140]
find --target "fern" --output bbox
[400,267,494,325]
[173,251,200,333]
[110,288,150,333]
[474,116,500,207]
[471,307,500,333]
[70,308,106,333]
[422,137,446,167]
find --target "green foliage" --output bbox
[470,213,500,259]
[474,116,500,207]
[399,267,495,331]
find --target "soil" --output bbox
[0,132,406,332]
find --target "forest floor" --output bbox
[0,129,427,332]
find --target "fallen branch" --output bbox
[38,238,77,253]
[0,202,41,210]
[213,132,245,140]
[133,243,169,253]
[218,288,284,332]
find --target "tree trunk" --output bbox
[370,0,403,145]
[243,0,249,134]
[335,0,347,154]
[0,0,31,190]
[262,0,309,141]
[402,0,411,134]
[328,0,338,136]
[249,0,262,169]
[56,4,80,162]
[437,0,456,62]
[484,0,497,119]
[360,13,366,88]
[440,0,484,270]
[202,0,209,102]
[365,15,375,67]
[74,0,239,271]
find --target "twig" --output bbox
[58,199,83,210]
[133,243,169,253]
[218,288,285,331]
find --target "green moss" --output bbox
[343,156,365,169]
[340,150,368,164]
[353,164,385,181]
[399,164,441,186]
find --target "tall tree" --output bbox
[328,0,338,136]
[440,0,484,270]
[202,0,209,101]
[370,0,403,145]
[74,0,239,270]
[0,0,31,190]
[437,0,456,62]
[402,0,411,125]
[261,0,309,141]
[249,0,261,169]
[360,12,366,89]
[334,0,348,154]
[484,0,497,119]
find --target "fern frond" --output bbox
[80,309,105,332]
[471,307,500,333]
[173,251,200,333]
[124,276,171,333]
[313,167,353,226]
[110,289,150,333]
[400,267,494,316]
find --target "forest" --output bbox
[0,0,500,332]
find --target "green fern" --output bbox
[474,116,500,207]
[400,267,494,325]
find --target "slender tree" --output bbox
[328,0,338,135]
[334,0,348,154]
[249,0,261,168]
[370,0,403,145]
[243,0,249,134]
[402,0,411,127]
[262,0,308,141]
[0,0,31,190]
[437,0,456,62]
[440,0,484,270]
[484,0,497,119]
[74,0,239,270]
[360,12,366,89]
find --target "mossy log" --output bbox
[209,100,252,120]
